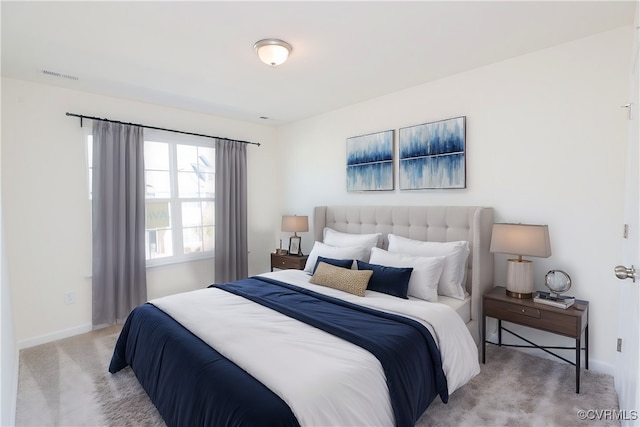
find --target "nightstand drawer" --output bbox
[507,305,541,319]
[270,253,308,271]
[485,299,540,325]
[275,257,303,269]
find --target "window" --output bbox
[88,131,215,266]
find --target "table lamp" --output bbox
[490,223,551,298]
[281,215,309,256]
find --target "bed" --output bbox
[109,205,494,427]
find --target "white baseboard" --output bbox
[18,324,92,350]
[588,359,615,377]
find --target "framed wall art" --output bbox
[346,129,394,192]
[399,116,466,190]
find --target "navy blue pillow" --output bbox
[356,260,413,299]
[313,256,354,273]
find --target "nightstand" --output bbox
[482,286,589,393]
[270,253,308,272]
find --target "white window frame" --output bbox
[144,130,215,267]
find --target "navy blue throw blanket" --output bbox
[211,276,449,427]
[109,304,300,427]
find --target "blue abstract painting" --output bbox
[347,130,394,191]
[399,116,466,189]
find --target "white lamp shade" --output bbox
[490,223,551,258]
[281,215,309,233]
[254,39,292,66]
[490,223,551,298]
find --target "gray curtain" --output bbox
[215,139,248,283]
[92,121,147,328]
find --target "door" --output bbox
[615,13,640,425]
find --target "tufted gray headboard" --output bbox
[313,205,494,345]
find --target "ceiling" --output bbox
[1,1,636,125]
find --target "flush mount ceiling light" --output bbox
[254,39,292,67]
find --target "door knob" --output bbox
[614,265,636,282]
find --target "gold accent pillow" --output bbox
[309,262,373,297]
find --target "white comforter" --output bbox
[150,269,480,427]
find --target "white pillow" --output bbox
[323,228,381,262]
[369,247,445,302]
[303,241,371,273]
[388,234,470,300]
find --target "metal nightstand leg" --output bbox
[585,325,589,370]
[576,336,581,393]
[481,314,486,363]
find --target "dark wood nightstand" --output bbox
[482,286,589,393]
[270,253,308,272]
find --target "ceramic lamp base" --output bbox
[506,259,534,299]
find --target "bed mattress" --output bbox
[435,293,471,324]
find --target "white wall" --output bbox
[1,78,280,345]
[276,27,633,373]
[1,121,18,427]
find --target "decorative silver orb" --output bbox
[544,270,571,295]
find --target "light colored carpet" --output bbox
[418,345,619,427]
[16,326,164,427]
[16,326,619,427]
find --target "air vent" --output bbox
[41,69,79,81]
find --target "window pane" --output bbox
[196,147,215,197]
[199,147,215,172]
[146,202,171,229]
[146,171,171,198]
[200,173,215,198]
[178,171,214,198]
[176,144,198,172]
[202,201,214,226]
[203,226,214,251]
[178,172,200,198]
[183,227,203,254]
[145,141,170,170]
[177,144,215,198]
[146,229,173,259]
[182,202,202,227]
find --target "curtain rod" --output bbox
[65,112,260,147]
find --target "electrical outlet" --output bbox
[617,338,622,352]
[64,291,76,305]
